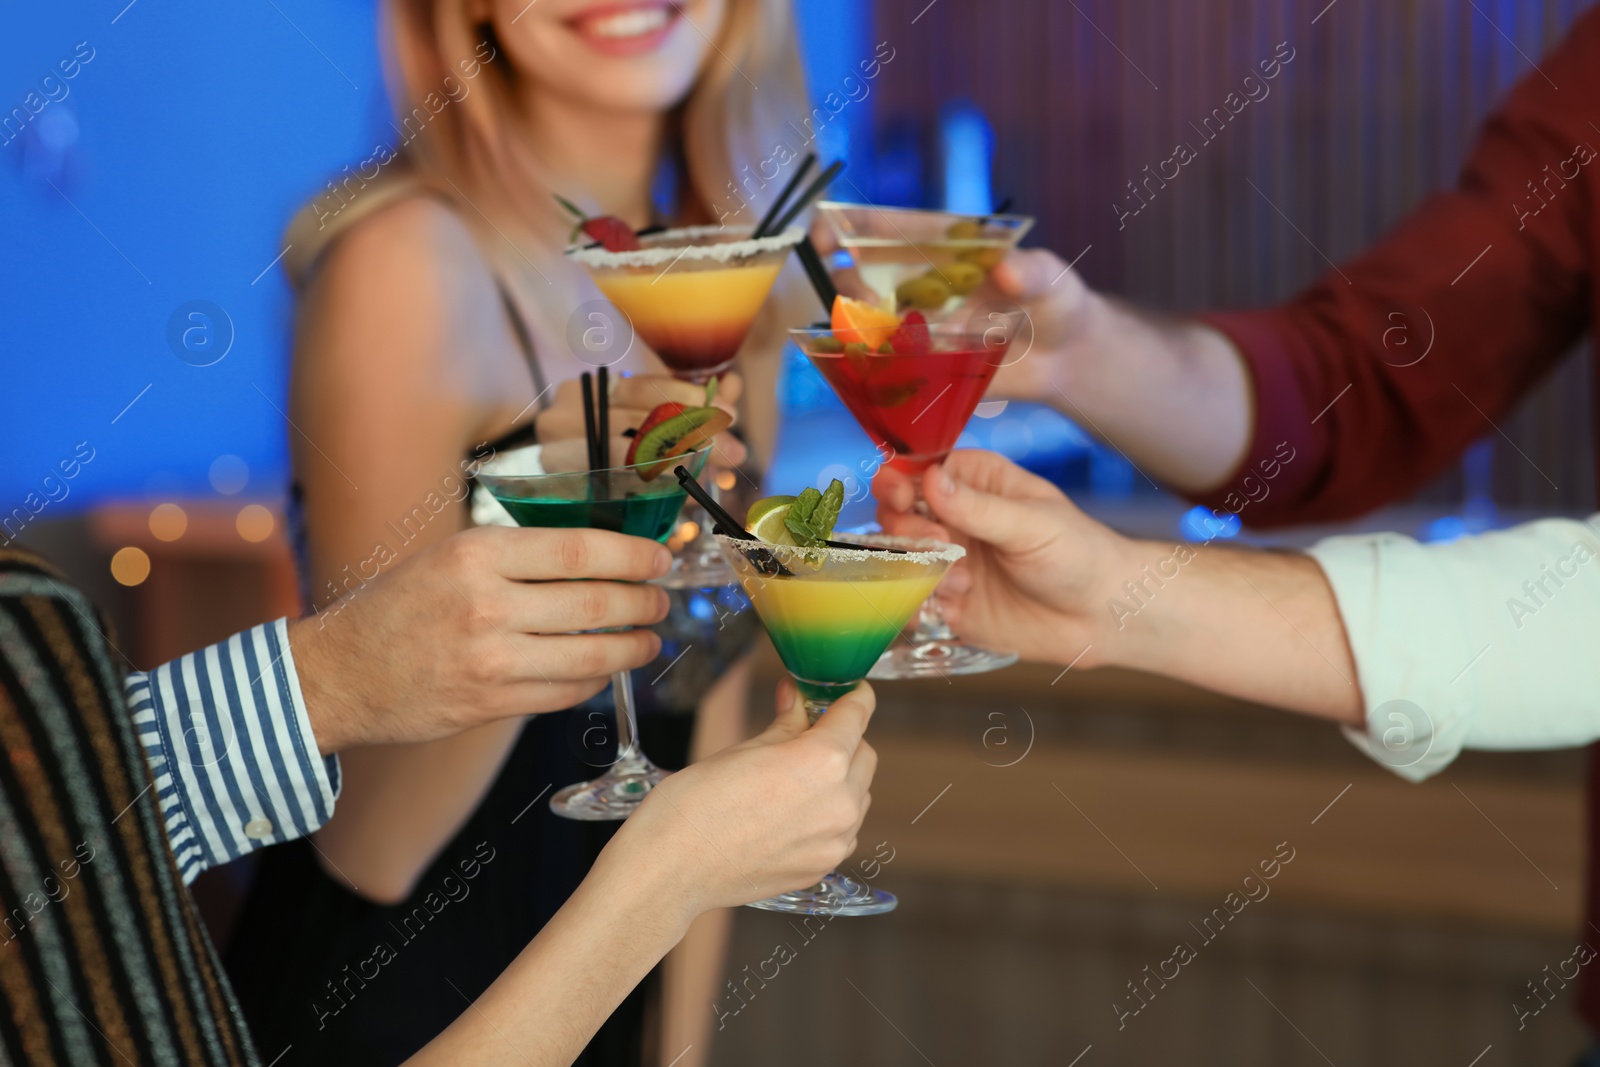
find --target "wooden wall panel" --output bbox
[864,0,1597,511]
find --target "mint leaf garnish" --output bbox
[785,487,823,543]
[811,479,845,540]
[783,480,846,545]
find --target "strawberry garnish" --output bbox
[582,216,641,252]
[554,194,641,252]
[887,310,931,355]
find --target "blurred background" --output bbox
[4,0,1597,1064]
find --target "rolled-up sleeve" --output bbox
[1308,515,1600,781]
[1191,8,1600,528]
[125,618,341,883]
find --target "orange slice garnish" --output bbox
[831,295,900,350]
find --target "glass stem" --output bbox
[611,669,646,767]
[801,694,832,896]
[908,492,955,643]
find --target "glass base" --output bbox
[744,871,897,917]
[869,638,1018,679]
[660,547,736,589]
[550,760,667,821]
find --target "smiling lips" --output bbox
[567,2,684,57]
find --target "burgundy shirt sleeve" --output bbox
[1193,9,1599,527]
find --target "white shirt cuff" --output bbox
[1308,515,1600,782]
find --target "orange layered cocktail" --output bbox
[570,225,804,383]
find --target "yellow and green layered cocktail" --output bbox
[723,540,953,708]
[713,483,962,917]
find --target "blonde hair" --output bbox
[391,0,807,233]
[286,0,821,462]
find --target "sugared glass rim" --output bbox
[715,530,965,566]
[566,225,805,270]
[475,440,714,482]
[787,319,1020,340]
[815,199,1035,229]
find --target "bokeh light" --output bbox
[1179,505,1241,543]
[715,470,737,491]
[110,547,151,587]
[209,454,250,495]
[236,505,275,543]
[148,503,187,542]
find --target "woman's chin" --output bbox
[540,61,702,115]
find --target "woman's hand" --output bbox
[606,681,878,918]
[874,450,1130,668]
[290,524,673,754]
[537,372,747,469]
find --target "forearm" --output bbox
[405,831,691,1066]
[1098,540,1363,725]
[994,295,1254,493]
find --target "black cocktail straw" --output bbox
[752,152,816,239]
[795,237,839,313]
[596,366,610,468]
[673,467,905,556]
[674,466,753,538]
[769,159,844,237]
[580,372,599,472]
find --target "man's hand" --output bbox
[874,450,1128,668]
[289,525,673,755]
[877,450,1362,724]
[968,247,1254,495]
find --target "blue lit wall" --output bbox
[1,1,873,516]
[2,2,385,514]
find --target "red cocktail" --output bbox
[791,313,1021,680]
[805,342,1001,473]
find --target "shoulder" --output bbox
[0,547,86,609]
[0,549,117,676]
[309,194,500,319]
[0,545,61,581]
[294,194,515,390]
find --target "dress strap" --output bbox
[480,279,550,456]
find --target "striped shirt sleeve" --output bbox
[125,618,341,884]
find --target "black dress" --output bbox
[224,282,759,1065]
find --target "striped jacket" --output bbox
[0,547,265,1065]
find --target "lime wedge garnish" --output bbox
[746,495,799,545]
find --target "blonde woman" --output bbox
[225,2,827,1064]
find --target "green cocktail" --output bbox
[476,440,711,821]
[492,492,688,541]
[717,531,963,915]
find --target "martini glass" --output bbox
[792,322,1021,678]
[815,201,1033,319]
[476,439,712,820]
[571,226,805,587]
[718,532,963,915]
